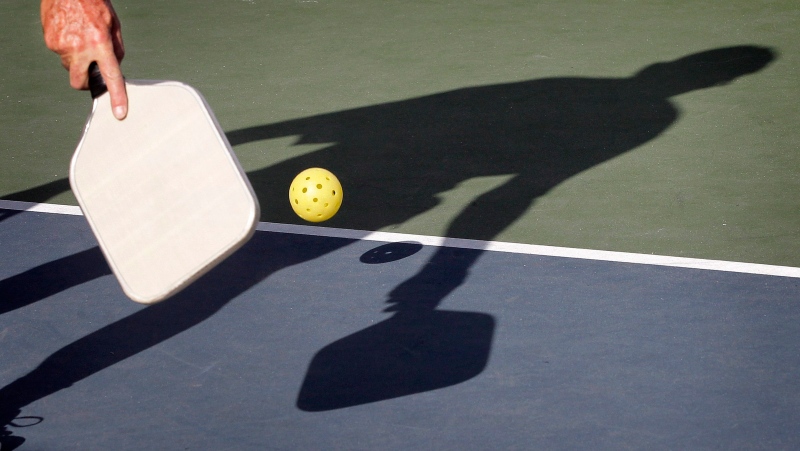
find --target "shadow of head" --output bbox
[633,45,776,96]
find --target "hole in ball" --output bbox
[302,188,307,193]
[316,184,322,189]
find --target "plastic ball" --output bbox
[289,168,343,222]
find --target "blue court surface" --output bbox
[1,204,799,450]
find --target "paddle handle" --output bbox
[88,62,108,99]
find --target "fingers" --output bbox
[68,58,89,90]
[107,1,126,62]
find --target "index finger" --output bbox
[95,53,128,120]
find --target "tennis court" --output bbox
[2,1,799,449]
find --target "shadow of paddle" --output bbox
[297,309,495,411]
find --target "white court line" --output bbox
[0,199,83,216]
[3,199,799,279]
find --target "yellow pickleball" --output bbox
[289,168,343,222]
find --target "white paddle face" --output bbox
[71,81,259,304]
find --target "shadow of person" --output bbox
[227,45,774,311]
[0,46,776,438]
[226,46,774,410]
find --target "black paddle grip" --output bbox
[88,62,108,99]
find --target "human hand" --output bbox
[41,0,128,119]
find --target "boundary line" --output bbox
[0,200,83,216]
[3,199,799,279]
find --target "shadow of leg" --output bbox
[0,232,353,438]
[0,248,111,315]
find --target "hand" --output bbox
[41,0,128,119]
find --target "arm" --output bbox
[41,0,128,119]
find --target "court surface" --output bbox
[2,0,800,449]
[1,204,799,450]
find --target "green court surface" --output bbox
[1,0,798,267]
